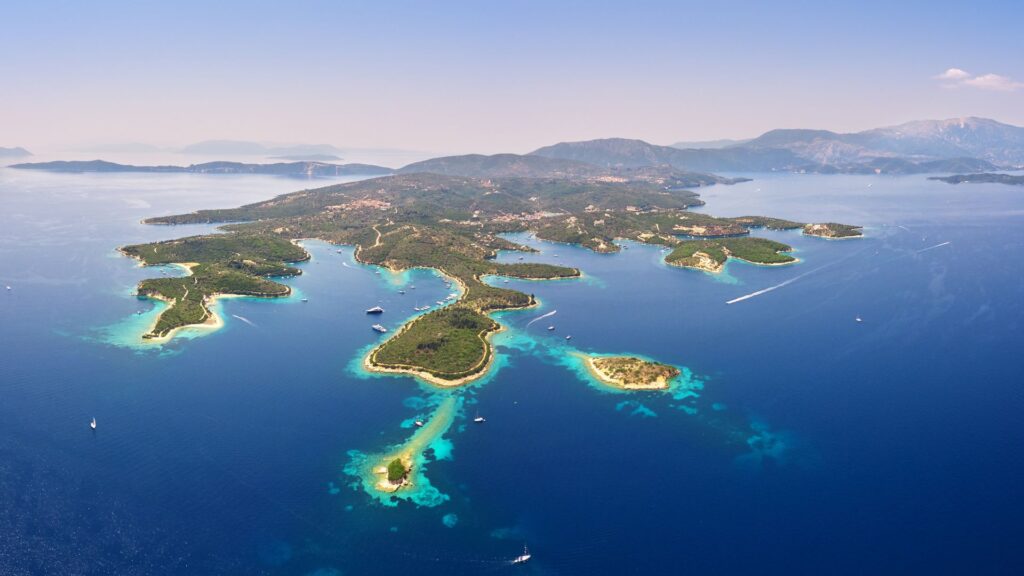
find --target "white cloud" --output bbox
[962,73,1024,92]
[935,68,970,80]
[935,68,1023,92]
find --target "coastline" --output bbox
[356,244,555,388]
[803,232,864,240]
[362,308,512,388]
[122,256,292,344]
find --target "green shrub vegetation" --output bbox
[666,237,795,271]
[126,172,855,377]
[386,458,407,483]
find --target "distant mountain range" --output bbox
[397,153,747,187]
[9,160,392,176]
[0,146,32,158]
[9,117,1022,182]
[535,117,1023,173]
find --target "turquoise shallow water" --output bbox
[1,169,1023,574]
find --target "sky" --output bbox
[2,0,1022,156]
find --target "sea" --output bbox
[1,165,1022,575]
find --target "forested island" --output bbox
[123,171,858,384]
[665,237,796,273]
[929,173,1024,186]
[582,355,681,390]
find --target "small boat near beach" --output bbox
[473,411,486,423]
[301,298,308,303]
[366,306,385,314]
[372,324,387,333]
[547,325,555,331]
[414,420,424,427]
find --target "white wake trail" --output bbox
[726,265,831,305]
[525,310,557,327]
[916,241,951,253]
[231,314,257,327]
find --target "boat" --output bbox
[436,300,445,305]
[372,324,387,333]
[398,290,405,295]
[5,285,10,290]
[565,335,572,340]
[366,306,385,314]
[410,285,416,289]
[414,420,424,427]
[300,298,308,303]
[90,417,97,430]
[473,411,486,423]
[855,316,863,323]
[547,325,555,331]
[503,279,509,284]
[512,545,531,564]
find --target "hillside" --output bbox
[397,152,746,187]
[533,117,1019,173]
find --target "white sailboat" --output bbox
[512,544,531,564]
[473,411,486,423]
[90,417,97,430]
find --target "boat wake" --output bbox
[231,314,257,327]
[525,310,556,328]
[916,241,951,253]
[726,265,831,305]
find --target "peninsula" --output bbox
[582,355,681,390]
[123,171,858,384]
[928,173,1024,186]
[120,234,308,340]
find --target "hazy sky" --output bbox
[3,0,1022,155]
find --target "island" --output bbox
[0,146,32,158]
[122,172,858,384]
[665,237,796,273]
[928,173,1024,186]
[380,458,409,490]
[802,222,863,239]
[582,355,681,390]
[10,159,392,176]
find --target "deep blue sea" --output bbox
[1,168,1022,575]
